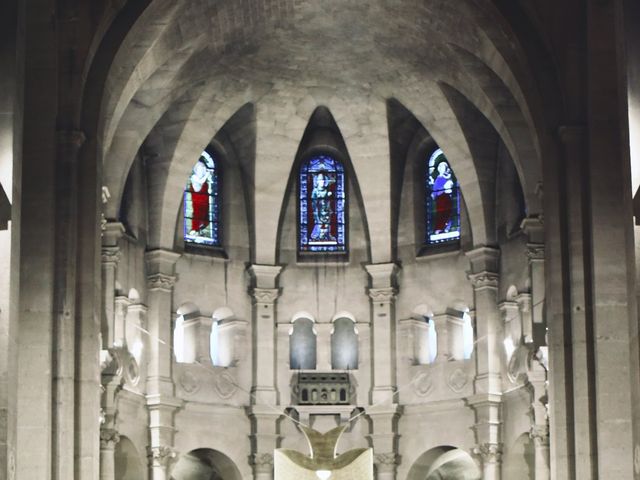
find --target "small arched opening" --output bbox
[114,436,145,480]
[170,448,243,480]
[406,446,480,480]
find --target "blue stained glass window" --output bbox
[426,148,461,245]
[298,155,346,253]
[183,150,221,246]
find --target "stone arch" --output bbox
[406,446,481,480]
[170,448,243,480]
[114,436,145,480]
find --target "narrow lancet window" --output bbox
[298,155,346,253]
[184,150,220,246]
[426,149,460,245]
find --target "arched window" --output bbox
[174,315,186,363]
[290,317,317,370]
[184,149,221,246]
[427,317,438,364]
[298,154,346,253]
[331,317,358,370]
[426,148,461,245]
[462,312,474,360]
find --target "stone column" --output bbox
[528,360,550,480]
[466,247,502,480]
[102,222,125,348]
[521,216,545,347]
[183,315,213,364]
[99,428,120,480]
[216,318,248,367]
[113,295,131,348]
[446,313,465,361]
[432,313,450,363]
[248,264,282,480]
[145,249,182,480]
[369,408,399,480]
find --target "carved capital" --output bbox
[368,287,397,303]
[374,452,398,468]
[251,288,280,304]
[101,247,121,266]
[530,424,550,447]
[252,452,273,473]
[147,446,178,468]
[473,443,503,464]
[147,273,177,292]
[526,243,545,261]
[99,428,121,449]
[468,272,499,290]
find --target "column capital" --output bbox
[374,452,398,472]
[520,215,544,244]
[473,443,503,463]
[99,428,120,450]
[252,452,274,473]
[364,262,399,288]
[526,243,545,261]
[147,273,177,292]
[465,246,500,274]
[251,287,280,304]
[368,287,397,303]
[248,264,283,288]
[468,272,499,290]
[530,424,550,447]
[101,246,121,266]
[147,445,178,469]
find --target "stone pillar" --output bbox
[369,408,399,480]
[399,318,430,365]
[432,314,450,363]
[145,249,182,480]
[113,295,131,348]
[102,222,125,348]
[248,264,282,480]
[466,247,502,480]
[126,303,148,365]
[528,360,550,480]
[216,318,248,367]
[316,322,333,370]
[99,429,120,480]
[365,263,398,404]
[521,216,545,347]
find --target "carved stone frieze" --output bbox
[147,273,177,292]
[368,287,397,303]
[99,428,121,449]
[473,443,503,464]
[147,445,178,468]
[251,288,280,304]
[468,272,499,290]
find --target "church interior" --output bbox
[1,0,640,479]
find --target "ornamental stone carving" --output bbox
[530,424,550,447]
[412,371,434,397]
[473,443,503,464]
[374,452,398,465]
[178,370,200,395]
[147,273,177,292]
[468,272,499,290]
[99,428,121,449]
[251,288,280,304]
[252,452,274,473]
[447,368,469,393]
[214,371,237,399]
[368,287,397,303]
[148,445,178,468]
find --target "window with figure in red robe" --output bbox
[426,148,460,245]
[183,150,220,246]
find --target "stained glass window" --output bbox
[183,150,220,246]
[426,148,461,245]
[298,155,346,253]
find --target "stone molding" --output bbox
[473,443,503,464]
[147,445,178,468]
[147,273,177,292]
[530,424,550,447]
[368,287,397,303]
[251,287,280,304]
[468,272,499,290]
[252,452,274,473]
[99,428,121,449]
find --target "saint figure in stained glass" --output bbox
[184,150,220,246]
[299,155,346,253]
[426,148,460,244]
